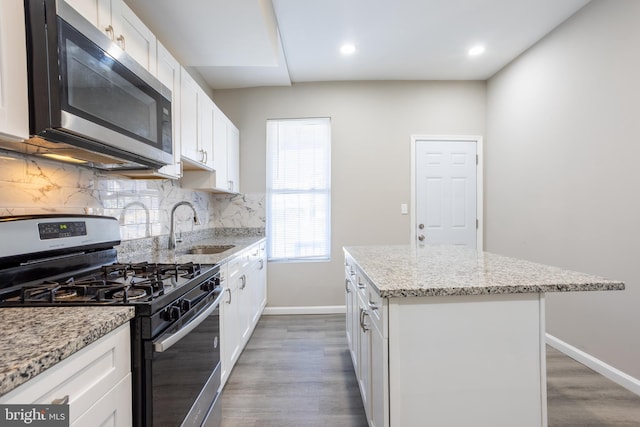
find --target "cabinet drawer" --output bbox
[227,255,242,280]
[247,243,260,263]
[1,323,131,425]
[366,284,385,336]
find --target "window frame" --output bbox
[265,117,332,263]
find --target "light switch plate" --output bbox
[401,203,408,215]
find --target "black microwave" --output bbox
[20,0,172,170]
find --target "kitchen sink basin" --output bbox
[187,245,236,255]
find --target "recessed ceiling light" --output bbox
[468,45,485,56]
[340,44,356,55]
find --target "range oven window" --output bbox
[57,17,165,150]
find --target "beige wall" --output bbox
[486,0,640,378]
[213,81,486,307]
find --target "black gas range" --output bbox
[0,215,222,427]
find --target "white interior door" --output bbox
[415,139,478,247]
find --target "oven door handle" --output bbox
[153,292,223,353]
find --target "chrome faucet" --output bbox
[168,201,199,250]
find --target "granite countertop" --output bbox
[117,230,265,265]
[0,307,135,397]
[344,245,625,298]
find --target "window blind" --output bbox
[266,118,331,261]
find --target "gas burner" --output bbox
[113,288,148,301]
[55,289,78,299]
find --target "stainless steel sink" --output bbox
[187,244,235,255]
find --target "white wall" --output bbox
[213,81,486,308]
[486,0,640,378]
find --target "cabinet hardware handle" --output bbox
[357,279,365,289]
[359,308,370,332]
[203,150,208,164]
[345,278,351,292]
[368,300,379,310]
[240,274,246,289]
[116,34,125,50]
[418,234,425,241]
[225,288,232,304]
[104,25,114,40]
[259,259,264,270]
[52,395,69,405]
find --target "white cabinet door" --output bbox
[64,0,156,75]
[345,262,358,370]
[198,94,215,170]
[213,105,228,186]
[237,270,252,346]
[111,1,156,75]
[370,322,388,427]
[227,124,240,193]
[72,374,132,427]
[248,243,266,326]
[220,263,239,387]
[180,70,202,166]
[0,0,29,142]
[357,294,371,421]
[180,69,215,171]
[62,0,112,36]
[155,42,181,178]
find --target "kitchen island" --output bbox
[343,245,624,427]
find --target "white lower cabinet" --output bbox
[0,323,132,427]
[220,240,268,388]
[345,256,390,427]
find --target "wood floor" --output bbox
[221,314,640,427]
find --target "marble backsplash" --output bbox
[0,151,265,241]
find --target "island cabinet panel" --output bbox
[387,294,546,427]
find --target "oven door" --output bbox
[150,292,222,427]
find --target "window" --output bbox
[266,118,331,261]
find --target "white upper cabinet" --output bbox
[182,104,240,193]
[198,94,216,170]
[63,0,157,75]
[213,105,229,186]
[112,1,156,75]
[153,42,181,178]
[0,0,29,142]
[214,105,240,192]
[180,69,214,171]
[227,123,240,193]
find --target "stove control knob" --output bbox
[180,299,191,311]
[200,279,215,292]
[162,305,181,321]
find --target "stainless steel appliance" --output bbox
[13,0,173,171]
[0,215,222,427]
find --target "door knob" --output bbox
[418,235,425,241]
[418,224,424,229]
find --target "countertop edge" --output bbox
[344,246,625,299]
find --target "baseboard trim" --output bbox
[263,305,346,315]
[546,333,640,396]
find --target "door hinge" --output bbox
[476,154,479,165]
[476,219,479,229]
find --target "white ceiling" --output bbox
[124,0,590,90]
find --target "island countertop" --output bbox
[343,245,625,298]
